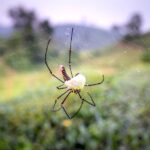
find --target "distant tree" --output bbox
[9,6,37,46]
[9,6,43,63]
[9,6,36,30]
[9,7,52,63]
[112,25,120,32]
[39,20,53,38]
[125,13,143,37]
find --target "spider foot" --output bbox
[61,101,84,119]
[51,107,61,112]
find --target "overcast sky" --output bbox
[0,0,150,31]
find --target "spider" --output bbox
[45,28,104,119]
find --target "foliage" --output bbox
[4,51,32,71]
[39,20,53,38]
[0,68,149,150]
[125,13,142,36]
[113,13,143,42]
[0,38,8,56]
[142,50,150,62]
[128,33,150,49]
[0,43,150,149]
[7,6,53,64]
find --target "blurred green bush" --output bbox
[142,50,150,62]
[0,68,149,150]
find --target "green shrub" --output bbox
[142,50,150,62]
[4,51,33,71]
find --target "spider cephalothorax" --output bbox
[45,28,104,119]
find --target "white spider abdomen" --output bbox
[65,74,86,90]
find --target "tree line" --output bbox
[1,6,53,69]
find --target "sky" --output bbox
[0,0,150,31]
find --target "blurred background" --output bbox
[0,0,150,149]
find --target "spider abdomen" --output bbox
[65,74,86,90]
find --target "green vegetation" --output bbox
[0,39,150,149]
[122,31,150,64]
[1,6,53,71]
[142,50,150,62]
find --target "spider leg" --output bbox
[85,74,104,87]
[61,91,84,119]
[61,91,72,119]
[45,39,64,83]
[56,84,67,90]
[78,92,96,107]
[69,100,84,119]
[51,89,70,112]
[68,28,74,78]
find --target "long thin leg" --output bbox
[78,92,96,106]
[45,39,64,83]
[61,91,84,119]
[56,84,67,90]
[61,91,72,119]
[51,89,70,112]
[70,100,84,119]
[85,75,104,87]
[68,28,74,78]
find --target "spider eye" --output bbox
[75,73,79,76]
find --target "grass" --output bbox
[0,43,148,109]
[0,43,143,102]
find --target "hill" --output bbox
[0,24,122,51]
[52,24,122,51]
